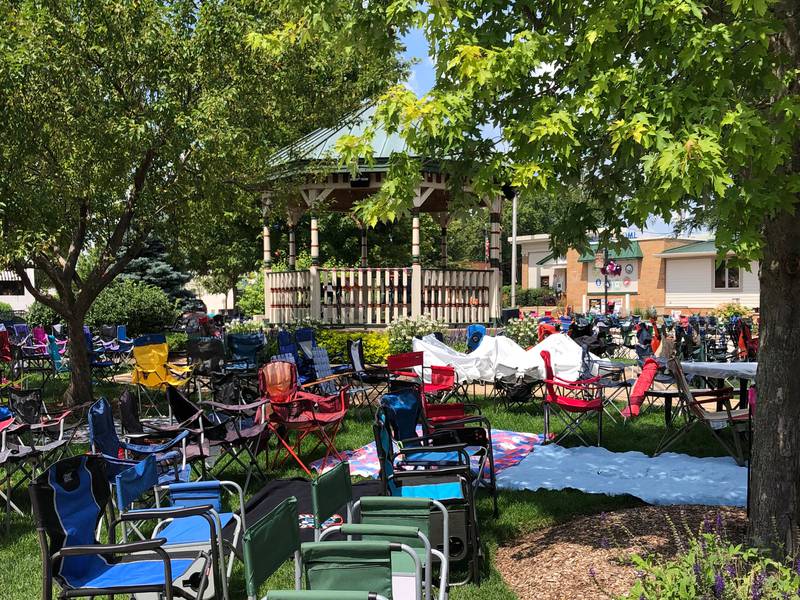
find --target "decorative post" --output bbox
[262,193,272,322]
[287,226,296,271]
[309,210,321,320]
[489,194,503,321]
[411,207,422,318]
[360,226,368,268]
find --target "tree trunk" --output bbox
[65,316,94,407]
[749,210,800,553]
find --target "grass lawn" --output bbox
[0,381,731,600]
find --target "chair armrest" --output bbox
[338,523,421,539]
[120,429,189,454]
[55,537,167,557]
[204,399,266,413]
[118,504,215,522]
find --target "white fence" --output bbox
[421,268,492,324]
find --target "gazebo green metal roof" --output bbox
[266,103,427,177]
[577,241,644,262]
[660,240,717,255]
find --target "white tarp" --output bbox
[411,333,590,383]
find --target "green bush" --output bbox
[503,286,558,307]
[238,271,264,317]
[713,302,755,321]
[316,329,390,364]
[25,301,61,327]
[0,301,14,320]
[165,331,188,353]
[386,315,446,355]
[503,315,539,348]
[620,516,800,599]
[86,279,177,336]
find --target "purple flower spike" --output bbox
[713,573,725,598]
[726,563,736,579]
[751,571,765,600]
[589,566,596,578]
[703,516,712,533]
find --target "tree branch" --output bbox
[11,261,69,317]
[63,198,88,287]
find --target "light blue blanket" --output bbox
[497,444,747,506]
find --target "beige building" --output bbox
[513,235,759,315]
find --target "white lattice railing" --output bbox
[264,271,312,324]
[319,267,412,325]
[422,268,492,324]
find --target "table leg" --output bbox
[665,396,673,427]
[739,378,748,410]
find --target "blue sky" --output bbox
[398,31,683,237]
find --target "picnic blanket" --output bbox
[311,428,546,478]
[497,444,747,506]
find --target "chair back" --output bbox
[47,335,66,371]
[7,387,44,425]
[187,336,225,373]
[88,397,121,457]
[302,541,393,598]
[168,481,223,512]
[133,334,169,368]
[259,361,297,404]
[311,347,338,395]
[0,329,11,363]
[115,454,159,511]
[277,330,300,360]
[466,324,486,353]
[243,496,301,600]
[29,455,110,585]
[429,365,455,389]
[166,384,210,426]
[348,339,367,373]
[380,389,422,442]
[373,409,399,495]
[117,325,132,343]
[118,389,145,435]
[540,350,557,402]
[312,461,352,535]
[228,332,263,366]
[358,496,432,553]
[11,323,29,341]
[387,351,423,374]
[32,326,48,347]
[100,325,117,343]
[295,327,317,361]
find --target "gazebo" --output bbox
[260,104,504,326]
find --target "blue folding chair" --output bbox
[29,454,217,600]
[88,397,189,483]
[115,456,245,596]
[226,332,263,373]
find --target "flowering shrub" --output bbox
[387,315,446,355]
[316,329,389,364]
[714,302,755,321]
[503,315,539,348]
[620,515,800,600]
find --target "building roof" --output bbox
[535,253,567,266]
[655,240,738,258]
[266,103,427,178]
[577,241,644,262]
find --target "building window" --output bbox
[540,275,550,288]
[714,261,740,289]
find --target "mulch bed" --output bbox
[496,505,747,600]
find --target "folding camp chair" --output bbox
[347,338,389,409]
[278,330,315,384]
[30,454,218,600]
[225,332,263,374]
[4,387,78,466]
[46,334,72,384]
[89,396,189,482]
[166,385,268,489]
[244,496,421,600]
[308,347,350,395]
[187,337,226,401]
[313,461,450,600]
[373,408,482,585]
[593,359,635,422]
[541,350,604,446]
[259,361,348,475]
[131,333,193,417]
[0,415,38,532]
[115,455,245,597]
[82,326,117,384]
[654,358,750,465]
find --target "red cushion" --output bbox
[552,395,603,412]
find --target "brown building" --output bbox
[513,235,760,315]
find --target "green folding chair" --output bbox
[266,593,388,600]
[312,462,450,600]
[244,495,422,600]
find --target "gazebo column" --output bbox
[287,227,297,271]
[262,193,272,321]
[309,212,321,319]
[411,207,422,318]
[488,195,503,321]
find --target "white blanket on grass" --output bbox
[412,333,591,383]
[496,445,747,507]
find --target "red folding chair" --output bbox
[541,350,604,446]
[258,361,347,475]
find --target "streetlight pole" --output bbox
[510,191,518,307]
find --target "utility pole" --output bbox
[510,191,518,307]
[603,247,609,314]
